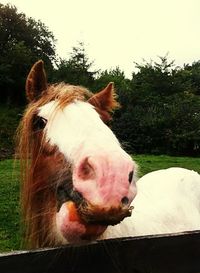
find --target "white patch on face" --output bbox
[39,99,137,210]
[38,100,124,163]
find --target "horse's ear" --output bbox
[26,60,48,102]
[88,82,119,113]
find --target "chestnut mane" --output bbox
[16,60,119,248]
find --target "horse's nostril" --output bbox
[121,196,129,205]
[78,157,95,180]
[128,170,134,183]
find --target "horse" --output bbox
[17,60,200,249]
[17,60,137,248]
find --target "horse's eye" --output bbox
[33,116,47,131]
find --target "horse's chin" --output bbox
[56,201,107,243]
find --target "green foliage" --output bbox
[131,55,176,100]
[113,92,200,155]
[53,42,97,88]
[0,3,56,105]
[111,56,200,156]
[181,62,200,95]
[0,4,56,63]
[0,105,23,159]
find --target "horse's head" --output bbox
[18,60,137,247]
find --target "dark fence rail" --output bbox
[1,230,200,273]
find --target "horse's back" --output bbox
[137,167,200,197]
[132,167,200,234]
[103,167,200,239]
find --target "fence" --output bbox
[1,230,200,273]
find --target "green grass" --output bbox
[0,155,200,252]
[0,105,23,159]
[134,154,200,177]
[0,160,21,252]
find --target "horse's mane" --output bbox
[16,83,94,248]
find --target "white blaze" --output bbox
[38,100,130,163]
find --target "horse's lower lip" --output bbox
[81,216,129,226]
[58,201,108,242]
[80,224,107,240]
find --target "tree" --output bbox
[130,55,176,102]
[111,56,200,156]
[0,4,56,104]
[94,67,132,114]
[53,42,97,88]
[179,62,200,95]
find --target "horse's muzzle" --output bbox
[77,201,134,226]
[56,183,133,226]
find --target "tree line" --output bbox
[1,3,200,156]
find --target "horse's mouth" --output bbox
[56,184,83,211]
[56,185,133,226]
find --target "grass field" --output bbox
[0,155,200,252]
[0,160,21,252]
[134,154,200,177]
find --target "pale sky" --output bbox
[1,0,200,77]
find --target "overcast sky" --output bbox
[1,0,200,77]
